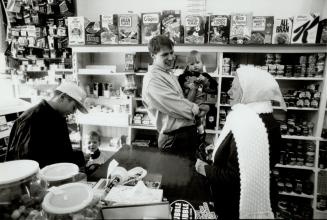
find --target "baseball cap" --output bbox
[55,82,88,113]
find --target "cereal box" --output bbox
[184,15,205,44]
[161,10,181,43]
[317,18,327,43]
[68,16,89,45]
[85,21,101,45]
[209,15,230,44]
[272,17,293,44]
[291,13,319,44]
[141,12,161,44]
[100,15,118,44]
[229,13,252,44]
[250,16,274,44]
[118,14,140,44]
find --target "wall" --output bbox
[77,0,327,20]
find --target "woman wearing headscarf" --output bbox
[195,66,286,219]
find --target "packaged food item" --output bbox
[85,21,101,45]
[250,16,274,44]
[316,18,327,43]
[161,10,181,43]
[291,13,319,44]
[229,13,252,44]
[184,15,206,44]
[68,16,90,45]
[272,17,293,44]
[39,163,81,188]
[42,182,100,219]
[209,15,230,44]
[0,160,46,220]
[118,14,140,44]
[100,14,119,44]
[141,12,161,44]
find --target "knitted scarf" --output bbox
[212,102,274,219]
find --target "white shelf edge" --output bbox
[279,191,314,199]
[275,163,315,171]
[130,125,157,130]
[315,210,327,214]
[206,129,218,134]
[275,76,324,81]
[282,135,318,141]
[78,71,133,76]
[273,106,319,111]
[0,129,10,139]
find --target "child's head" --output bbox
[88,131,101,153]
[186,50,203,73]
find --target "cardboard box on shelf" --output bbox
[209,15,230,44]
[141,12,161,44]
[100,14,119,44]
[161,10,181,43]
[118,14,140,44]
[272,17,293,44]
[291,13,319,44]
[68,16,90,45]
[250,16,274,44]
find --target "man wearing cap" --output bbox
[7,82,88,168]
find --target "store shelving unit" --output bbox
[70,44,327,217]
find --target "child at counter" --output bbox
[85,131,106,175]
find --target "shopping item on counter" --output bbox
[170,200,197,219]
[272,17,293,44]
[184,15,206,44]
[209,15,230,44]
[141,12,161,44]
[85,21,101,45]
[118,14,139,44]
[250,16,274,44]
[104,181,163,205]
[229,13,252,44]
[161,10,181,43]
[100,14,119,44]
[291,13,320,44]
[68,16,90,45]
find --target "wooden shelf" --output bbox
[130,125,156,130]
[282,135,318,141]
[275,163,315,171]
[70,44,327,53]
[279,191,314,199]
[274,76,324,81]
[274,106,319,111]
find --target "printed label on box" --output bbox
[118,14,139,44]
[161,10,181,43]
[229,13,252,44]
[184,15,205,44]
[68,16,88,45]
[100,15,119,44]
[291,13,319,44]
[141,13,161,44]
[209,15,230,44]
[272,17,293,44]
[250,16,274,44]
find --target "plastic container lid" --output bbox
[42,182,93,214]
[0,160,39,185]
[40,163,79,182]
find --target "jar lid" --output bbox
[40,163,79,182]
[42,182,93,214]
[0,160,39,185]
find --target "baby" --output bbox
[178,50,218,135]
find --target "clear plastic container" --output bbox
[42,182,101,220]
[0,160,46,219]
[39,163,86,188]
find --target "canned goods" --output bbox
[307,54,317,64]
[294,179,303,194]
[317,195,327,211]
[319,149,326,169]
[317,53,326,62]
[299,55,307,64]
[288,151,296,165]
[316,63,325,77]
[275,54,282,64]
[222,64,231,75]
[223,58,231,64]
[303,180,314,195]
[285,178,293,192]
[305,152,315,167]
[261,65,269,71]
[265,54,274,64]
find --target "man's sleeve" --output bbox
[145,77,199,120]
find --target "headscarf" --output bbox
[236,66,286,111]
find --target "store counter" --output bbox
[89,146,212,206]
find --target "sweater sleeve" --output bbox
[204,133,240,186]
[145,77,199,120]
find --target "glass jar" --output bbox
[0,160,46,219]
[39,163,84,189]
[42,182,101,219]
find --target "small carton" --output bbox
[141,12,161,44]
[229,13,252,44]
[291,13,319,44]
[161,10,181,43]
[100,14,119,44]
[272,17,293,44]
[85,21,101,45]
[184,15,205,44]
[118,14,140,44]
[250,16,274,44]
[209,15,230,44]
[68,16,89,45]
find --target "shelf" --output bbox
[274,76,324,81]
[282,135,318,141]
[70,44,327,53]
[319,168,327,172]
[206,129,218,134]
[275,163,315,171]
[279,191,314,199]
[130,125,157,130]
[76,112,129,127]
[78,69,133,76]
[273,106,319,111]
[0,129,10,139]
